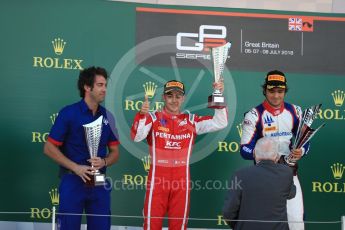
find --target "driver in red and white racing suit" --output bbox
[131,80,228,230]
[240,70,310,230]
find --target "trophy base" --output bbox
[208,94,226,109]
[85,172,106,187]
[283,155,297,167]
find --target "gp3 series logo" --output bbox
[176,25,227,60]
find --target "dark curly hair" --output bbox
[78,66,108,98]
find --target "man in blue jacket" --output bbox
[44,66,120,230]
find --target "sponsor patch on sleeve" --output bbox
[242,146,252,153]
[249,109,258,117]
[243,119,252,126]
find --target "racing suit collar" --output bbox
[162,107,184,119]
[263,100,285,116]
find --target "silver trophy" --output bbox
[208,42,231,109]
[83,115,106,186]
[284,104,325,166]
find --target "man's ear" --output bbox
[84,84,91,92]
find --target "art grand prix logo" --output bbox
[316,89,345,120]
[176,25,228,60]
[33,37,83,70]
[312,162,345,193]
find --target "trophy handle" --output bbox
[214,76,224,94]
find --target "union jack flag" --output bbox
[288,18,302,31]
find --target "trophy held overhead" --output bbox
[208,42,231,109]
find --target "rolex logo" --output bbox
[49,188,59,206]
[237,123,243,138]
[143,82,157,98]
[331,163,345,180]
[142,155,151,172]
[52,38,66,55]
[50,113,58,125]
[33,38,83,70]
[312,163,345,193]
[332,90,345,107]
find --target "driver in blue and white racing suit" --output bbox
[240,70,309,230]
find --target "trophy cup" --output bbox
[284,104,325,166]
[208,42,231,109]
[83,115,106,186]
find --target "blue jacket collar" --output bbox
[79,99,104,115]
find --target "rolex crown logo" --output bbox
[142,155,151,172]
[52,38,66,55]
[49,188,59,206]
[236,123,243,138]
[50,113,58,125]
[331,90,345,107]
[143,82,157,98]
[331,163,345,180]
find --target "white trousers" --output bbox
[287,175,304,230]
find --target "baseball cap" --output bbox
[164,80,185,95]
[265,70,287,89]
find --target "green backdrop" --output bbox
[1,0,344,229]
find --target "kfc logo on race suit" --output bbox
[165,141,182,149]
[176,25,227,54]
